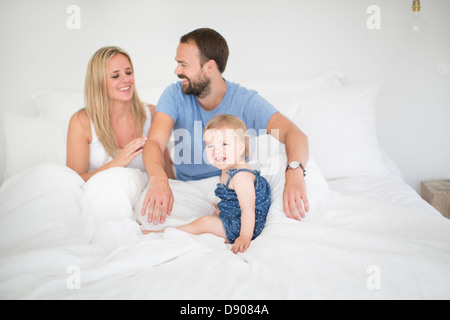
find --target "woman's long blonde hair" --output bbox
[84,46,146,158]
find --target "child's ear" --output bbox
[238,140,246,156]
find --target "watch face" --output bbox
[289,161,300,169]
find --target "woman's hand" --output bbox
[110,137,147,168]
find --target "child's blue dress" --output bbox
[215,168,271,244]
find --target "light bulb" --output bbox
[410,0,428,36]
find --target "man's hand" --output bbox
[283,169,309,221]
[141,176,174,225]
[141,112,175,225]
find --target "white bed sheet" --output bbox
[328,175,440,218]
[327,150,441,218]
[1,151,449,300]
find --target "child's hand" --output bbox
[231,236,252,254]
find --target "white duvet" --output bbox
[1,148,450,299]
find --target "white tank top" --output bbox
[88,107,151,173]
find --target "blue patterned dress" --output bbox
[215,169,271,244]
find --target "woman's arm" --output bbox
[66,109,120,181]
[66,109,99,182]
[66,109,146,182]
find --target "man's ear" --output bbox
[205,59,217,73]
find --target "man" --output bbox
[142,28,309,225]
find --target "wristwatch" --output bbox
[286,161,306,177]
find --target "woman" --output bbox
[66,46,174,181]
[67,46,174,245]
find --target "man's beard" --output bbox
[179,75,211,98]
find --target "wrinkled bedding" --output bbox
[1,151,450,299]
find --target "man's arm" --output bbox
[141,112,175,225]
[148,105,176,180]
[266,112,310,220]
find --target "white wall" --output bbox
[1,0,449,191]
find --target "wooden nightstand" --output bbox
[420,180,450,219]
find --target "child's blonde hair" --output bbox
[204,114,250,161]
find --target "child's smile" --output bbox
[204,127,245,170]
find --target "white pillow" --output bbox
[21,75,383,181]
[292,82,389,179]
[240,70,346,118]
[32,89,84,147]
[32,87,166,120]
[32,89,84,121]
[31,71,344,123]
[3,112,66,179]
[241,70,346,95]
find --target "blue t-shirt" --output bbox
[156,79,278,181]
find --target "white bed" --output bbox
[1,71,449,300]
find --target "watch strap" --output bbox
[286,162,306,177]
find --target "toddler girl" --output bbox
[175,114,271,254]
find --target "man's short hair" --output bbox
[180,28,229,74]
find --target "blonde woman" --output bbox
[66,46,173,181]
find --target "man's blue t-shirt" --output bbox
[156,79,278,181]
